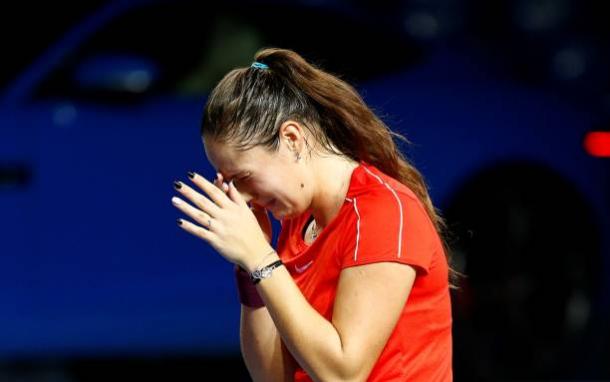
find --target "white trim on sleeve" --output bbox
[362,166,404,258]
[352,197,361,261]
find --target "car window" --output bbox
[32,1,422,104]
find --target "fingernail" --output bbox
[172,196,182,205]
[173,181,182,190]
[176,218,182,226]
[187,171,195,179]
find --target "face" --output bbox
[202,122,314,221]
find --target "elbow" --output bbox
[321,370,368,382]
[336,347,375,382]
[341,367,370,382]
[313,358,370,382]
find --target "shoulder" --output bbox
[348,163,429,215]
[338,178,439,275]
[345,180,434,236]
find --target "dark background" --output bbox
[0,2,105,91]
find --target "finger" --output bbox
[174,180,221,218]
[213,172,222,187]
[214,173,229,193]
[187,171,230,208]
[227,179,248,208]
[176,217,215,242]
[172,196,213,229]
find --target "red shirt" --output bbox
[276,160,453,381]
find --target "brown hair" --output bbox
[201,47,462,289]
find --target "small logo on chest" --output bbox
[294,260,314,274]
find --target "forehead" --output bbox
[203,137,264,175]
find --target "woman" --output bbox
[172,48,459,381]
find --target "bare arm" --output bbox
[239,205,297,380]
[245,250,417,382]
[240,305,298,382]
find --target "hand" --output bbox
[172,172,274,271]
[249,201,273,244]
[214,173,273,244]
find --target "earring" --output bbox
[295,152,301,162]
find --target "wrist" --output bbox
[242,246,279,274]
[234,265,265,308]
[250,259,284,285]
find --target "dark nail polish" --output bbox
[173,181,182,189]
[187,171,195,179]
[176,218,182,226]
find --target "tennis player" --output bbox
[172,47,459,381]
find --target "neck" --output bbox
[309,155,359,229]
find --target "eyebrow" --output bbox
[220,170,244,182]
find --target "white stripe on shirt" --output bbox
[361,166,404,258]
[352,197,361,261]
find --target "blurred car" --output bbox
[0,0,608,378]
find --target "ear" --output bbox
[278,120,307,155]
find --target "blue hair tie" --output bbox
[251,61,269,70]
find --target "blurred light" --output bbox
[583,131,610,157]
[404,11,439,40]
[514,0,568,31]
[74,55,158,94]
[565,289,590,333]
[53,104,77,127]
[123,70,152,93]
[552,48,586,80]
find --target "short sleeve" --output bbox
[339,192,437,276]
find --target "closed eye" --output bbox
[233,173,251,185]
